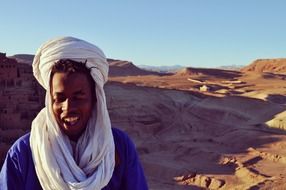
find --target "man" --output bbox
[0,37,148,190]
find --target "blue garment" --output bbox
[0,128,148,190]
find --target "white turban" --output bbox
[30,36,115,190]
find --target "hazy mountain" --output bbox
[217,65,245,71]
[138,65,184,73]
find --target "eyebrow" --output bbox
[53,90,84,97]
[74,90,85,95]
[54,89,84,95]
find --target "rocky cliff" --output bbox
[241,58,286,74]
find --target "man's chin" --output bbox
[63,128,85,141]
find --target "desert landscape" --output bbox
[1,53,286,189]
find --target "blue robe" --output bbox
[0,128,148,190]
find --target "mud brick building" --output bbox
[0,52,44,130]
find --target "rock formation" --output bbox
[241,58,286,74]
[175,67,241,79]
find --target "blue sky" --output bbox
[1,0,286,67]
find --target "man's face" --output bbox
[51,72,94,141]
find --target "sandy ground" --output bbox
[107,69,286,189]
[1,66,286,189]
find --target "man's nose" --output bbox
[61,98,76,112]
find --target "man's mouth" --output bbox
[62,116,80,126]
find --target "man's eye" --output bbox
[76,92,87,98]
[54,97,65,103]
[74,95,86,100]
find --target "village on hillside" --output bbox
[0,52,45,130]
[0,53,45,165]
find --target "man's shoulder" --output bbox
[111,127,126,138]
[8,133,31,155]
[111,127,131,143]
[111,127,137,153]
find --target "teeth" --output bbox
[63,117,79,125]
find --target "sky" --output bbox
[1,0,286,68]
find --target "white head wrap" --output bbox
[30,36,115,190]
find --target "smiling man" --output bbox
[50,60,96,141]
[0,37,148,190]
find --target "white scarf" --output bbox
[30,37,115,190]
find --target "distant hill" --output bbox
[107,59,160,76]
[140,64,245,73]
[9,54,34,65]
[241,58,286,73]
[175,67,241,79]
[7,55,160,77]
